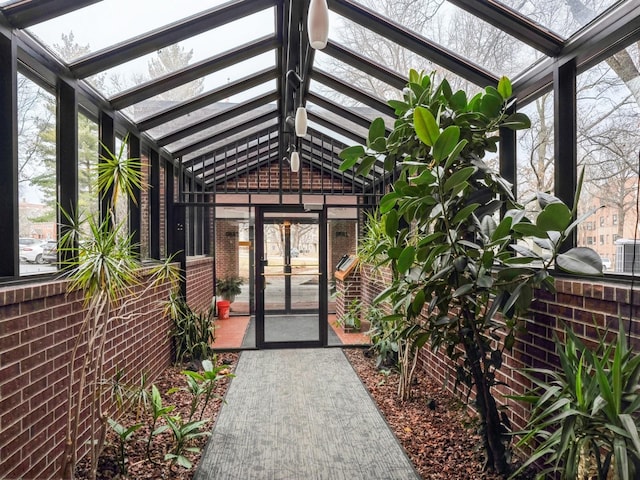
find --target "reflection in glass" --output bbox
[17,73,57,275]
[576,44,640,274]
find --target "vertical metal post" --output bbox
[554,59,578,250]
[500,101,517,202]
[0,32,18,277]
[58,79,78,264]
[128,133,141,258]
[99,111,115,221]
[150,149,160,259]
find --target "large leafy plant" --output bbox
[510,323,640,479]
[340,70,602,474]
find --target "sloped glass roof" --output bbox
[348,0,544,79]
[0,0,637,190]
[495,0,621,38]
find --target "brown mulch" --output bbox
[77,349,518,479]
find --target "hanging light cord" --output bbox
[628,150,640,348]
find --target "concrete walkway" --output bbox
[194,349,419,480]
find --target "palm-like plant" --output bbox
[511,323,640,479]
[59,136,181,480]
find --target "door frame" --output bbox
[254,205,328,349]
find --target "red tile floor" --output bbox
[212,314,370,349]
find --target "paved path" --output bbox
[195,349,419,480]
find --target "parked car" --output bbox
[42,240,57,264]
[601,257,611,271]
[19,238,47,264]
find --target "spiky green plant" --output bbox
[510,322,640,479]
[59,135,181,480]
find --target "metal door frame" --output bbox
[255,205,328,349]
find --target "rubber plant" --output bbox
[59,136,181,480]
[339,70,602,474]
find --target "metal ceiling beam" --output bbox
[172,109,278,158]
[447,0,563,56]
[307,92,386,132]
[330,0,498,87]
[322,41,406,90]
[110,35,279,110]
[513,1,640,103]
[157,91,279,147]
[307,112,366,145]
[2,0,101,28]
[137,68,277,131]
[312,69,395,118]
[183,130,279,168]
[69,0,277,78]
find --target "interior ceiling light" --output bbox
[290,150,300,173]
[308,0,329,50]
[295,106,308,137]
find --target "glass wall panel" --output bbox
[78,111,100,221]
[517,93,555,205]
[17,73,57,275]
[576,44,640,274]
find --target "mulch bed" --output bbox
[78,349,520,479]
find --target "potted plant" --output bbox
[216,276,243,303]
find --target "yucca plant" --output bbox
[59,136,181,480]
[510,322,640,479]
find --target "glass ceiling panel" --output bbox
[309,80,396,129]
[495,0,620,39]
[26,0,238,61]
[328,14,484,94]
[82,9,274,98]
[165,105,277,153]
[144,81,277,140]
[314,51,402,102]
[185,131,279,171]
[343,2,543,79]
[306,103,370,140]
[180,120,279,161]
[123,54,276,122]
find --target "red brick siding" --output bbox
[186,256,215,314]
[215,220,240,282]
[335,269,362,323]
[229,162,350,192]
[0,272,174,480]
[360,266,640,434]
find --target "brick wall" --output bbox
[215,220,240,282]
[231,162,350,192]
[0,271,174,479]
[186,256,215,314]
[335,268,362,323]
[359,266,640,433]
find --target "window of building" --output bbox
[17,72,57,276]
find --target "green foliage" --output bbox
[340,70,602,474]
[216,276,244,302]
[365,305,400,369]
[337,298,363,331]
[164,415,210,470]
[510,322,640,480]
[146,384,174,464]
[168,294,216,364]
[107,418,143,476]
[179,357,235,422]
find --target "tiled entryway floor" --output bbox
[212,314,370,350]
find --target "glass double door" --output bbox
[255,207,327,348]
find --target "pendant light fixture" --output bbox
[308,0,329,50]
[295,106,308,137]
[290,150,300,173]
